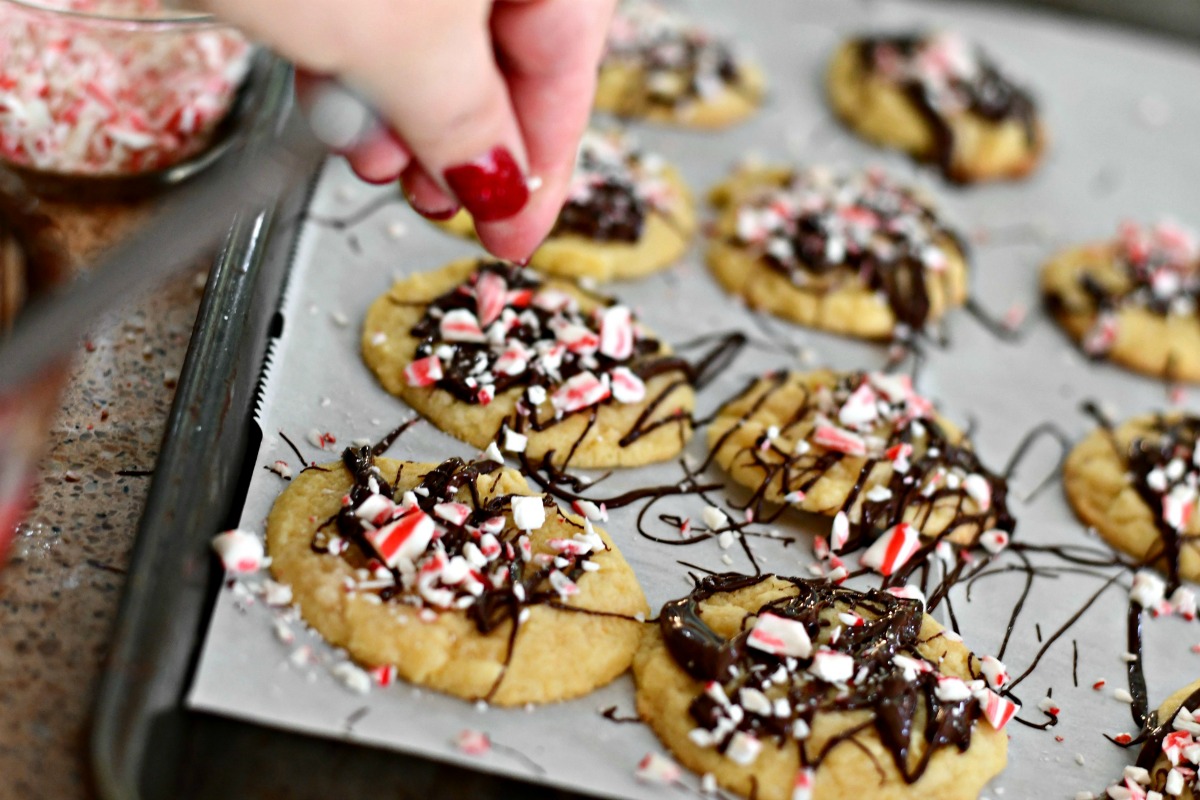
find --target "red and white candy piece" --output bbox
[837,382,879,429]
[433,502,471,527]
[976,688,1019,730]
[354,494,394,527]
[455,729,492,756]
[211,530,265,574]
[439,309,487,343]
[599,305,636,360]
[792,767,815,800]
[812,424,867,457]
[860,522,922,576]
[551,371,611,414]
[979,529,1009,555]
[609,367,646,404]
[473,270,508,327]
[747,612,813,659]
[365,510,435,568]
[980,655,1010,690]
[404,354,444,387]
[830,511,850,552]
[369,664,397,687]
[635,753,680,785]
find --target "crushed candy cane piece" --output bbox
[211,529,264,574]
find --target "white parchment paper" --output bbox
[188,1,1200,796]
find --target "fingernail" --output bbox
[443,147,529,223]
[414,204,461,221]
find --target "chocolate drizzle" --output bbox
[857,33,1038,180]
[1120,414,1200,592]
[406,261,695,461]
[725,168,963,333]
[605,1,755,113]
[313,446,606,644]
[661,573,984,782]
[551,131,661,243]
[710,370,1014,555]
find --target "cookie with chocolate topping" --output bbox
[1090,678,1200,800]
[268,448,648,705]
[709,370,1013,553]
[1043,221,1200,382]
[595,0,765,128]
[437,129,696,281]
[633,573,1010,800]
[707,165,968,340]
[1065,412,1200,585]
[362,258,695,468]
[827,32,1045,183]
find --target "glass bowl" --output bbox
[0,0,253,200]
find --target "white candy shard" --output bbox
[747,612,813,659]
[808,649,854,684]
[211,529,265,574]
[635,753,680,784]
[510,496,547,531]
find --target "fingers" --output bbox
[205,0,532,222]
[400,165,459,220]
[479,0,617,260]
[200,0,616,263]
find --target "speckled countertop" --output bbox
[0,199,210,800]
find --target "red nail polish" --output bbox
[443,147,529,223]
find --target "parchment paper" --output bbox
[188,1,1200,796]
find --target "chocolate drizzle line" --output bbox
[709,370,1014,555]
[1121,414,1200,592]
[724,169,964,334]
[310,446,639,701]
[662,573,984,783]
[605,5,757,115]
[408,261,701,466]
[857,34,1038,181]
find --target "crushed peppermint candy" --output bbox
[407,263,679,432]
[634,752,680,784]
[727,168,961,332]
[211,529,265,574]
[858,32,1038,180]
[554,128,679,243]
[314,447,608,643]
[1092,693,1200,799]
[0,0,251,175]
[751,370,1011,561]
[604,1,754,111]
[665,574,996,776]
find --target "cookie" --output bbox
[827,32,1045,183]
[595,0,765,128]
[1064,411,1200,585]
[1042,221,1200,382]
[267,446,649,706]
[633,573,1010,800]
[362,259,695,468]
[709,370,1012,554]
[438,129,696,281]
[1093,679,1200,799]
[707,165,968,340]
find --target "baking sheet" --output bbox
[188,1,1200,796]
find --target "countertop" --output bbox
[0,199,210,800]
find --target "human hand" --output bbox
[199,0,618,263]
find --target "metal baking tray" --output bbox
[91,3,1200,798]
